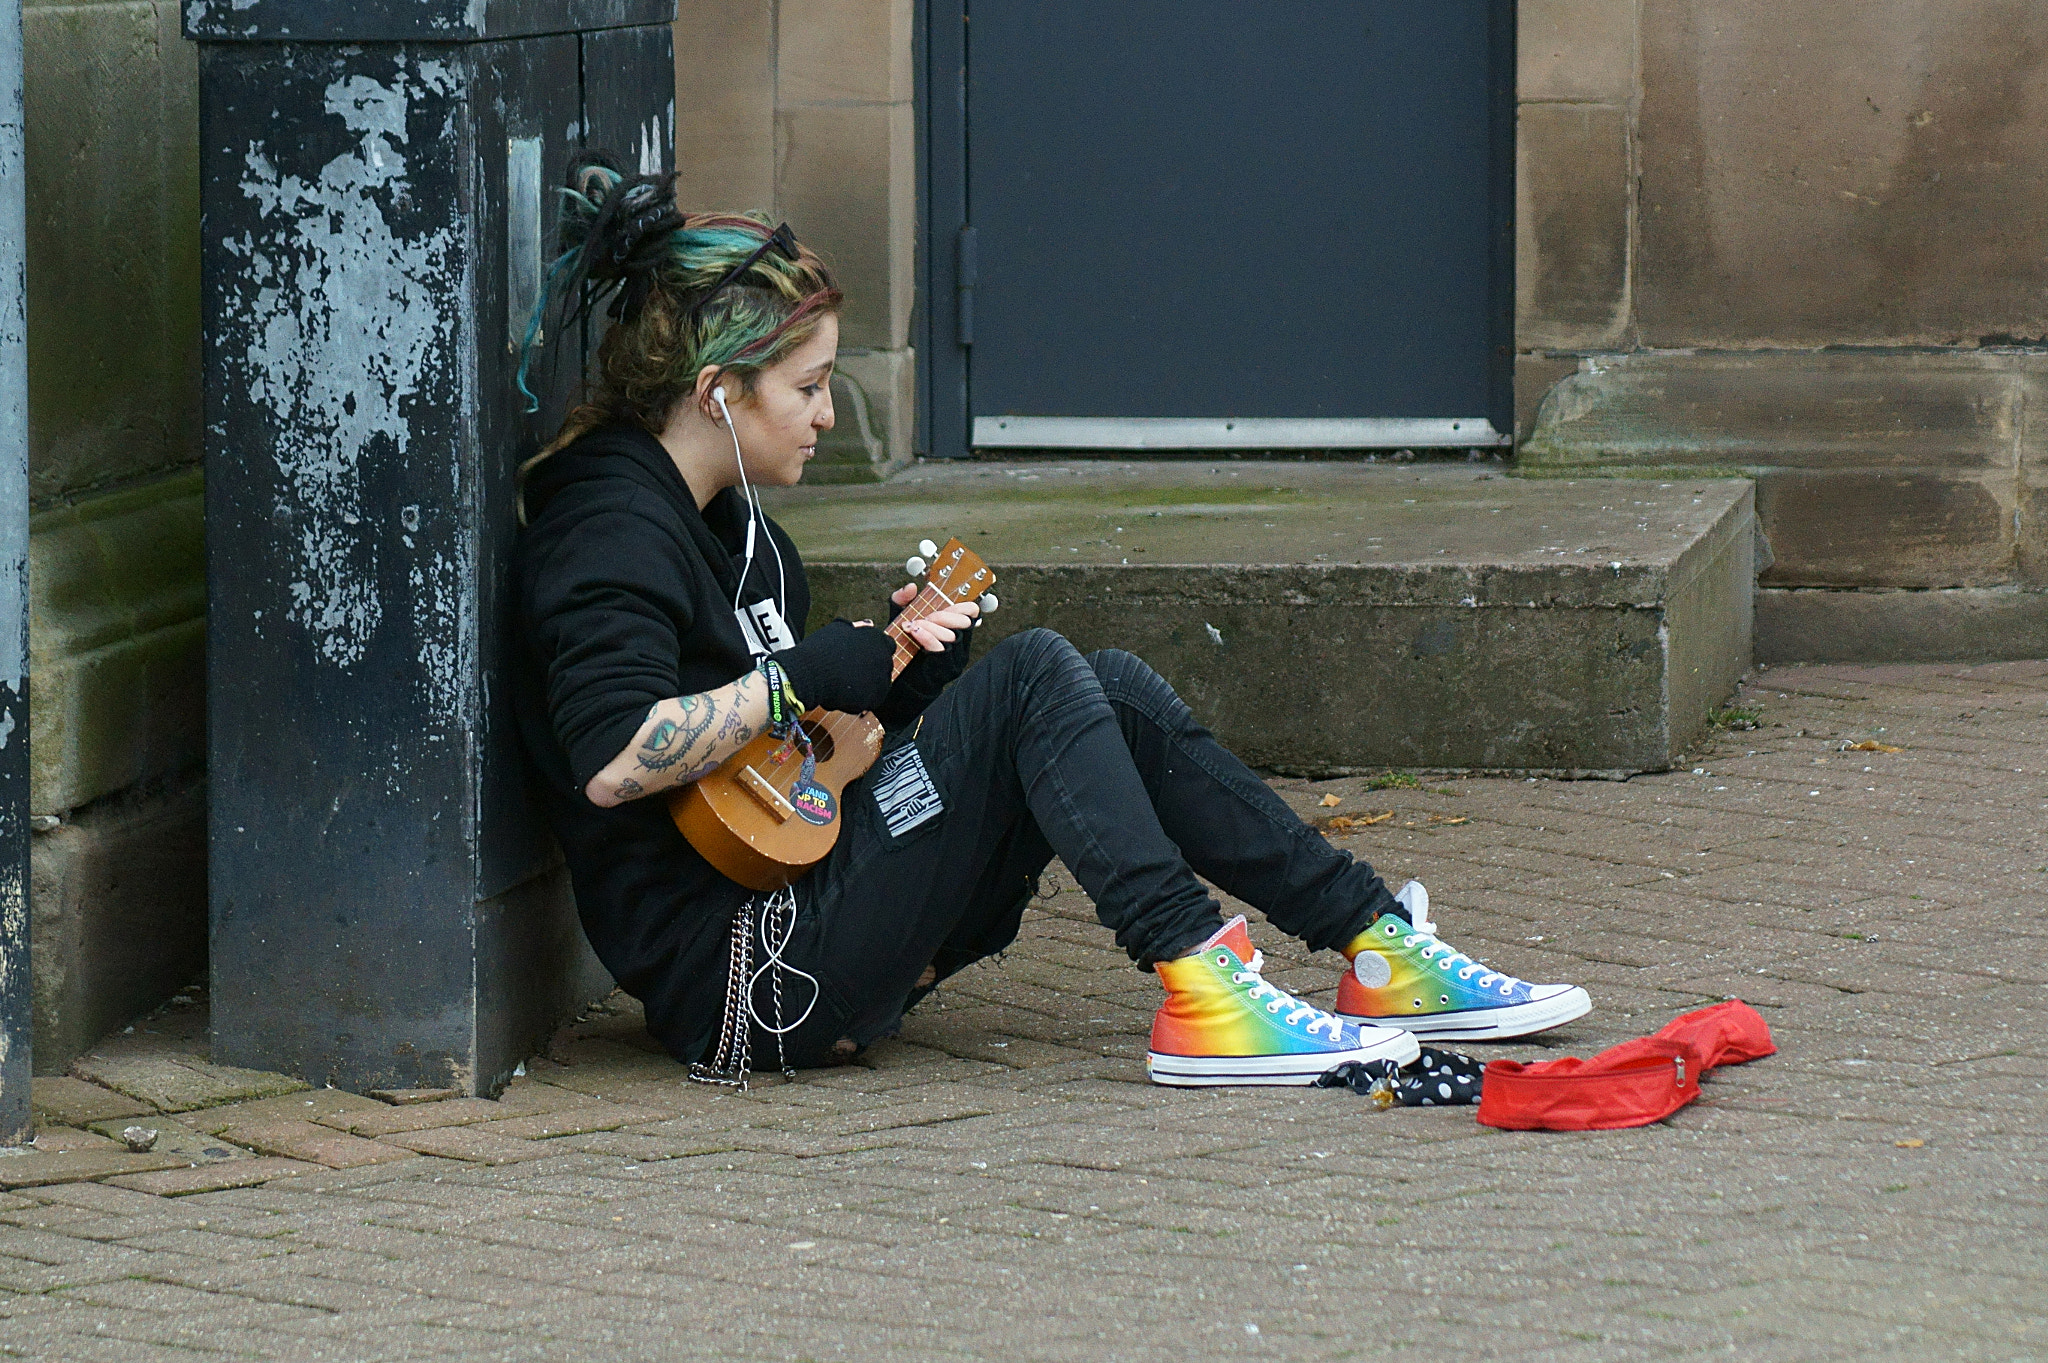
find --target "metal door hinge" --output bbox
[955,226,977,346]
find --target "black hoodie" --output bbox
[512,424,810,1063]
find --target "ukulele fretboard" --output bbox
[884,582,968,678]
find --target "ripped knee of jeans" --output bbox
[831,1037,861,1063]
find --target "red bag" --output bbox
[1476,1000,1775,1131]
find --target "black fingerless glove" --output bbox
[771,619,896,715]
[876,619,975,729]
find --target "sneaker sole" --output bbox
[1146,1028,1421,1087]
[1339,985,1592,1041]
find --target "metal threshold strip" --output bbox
[972,416,1510,450]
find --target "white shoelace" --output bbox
[1402,929,1519,995]
[1232,949,1346,1038]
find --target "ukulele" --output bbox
[670,538,998,891]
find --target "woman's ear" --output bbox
[692,364,725,422]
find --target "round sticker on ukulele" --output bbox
[789,779,837,826]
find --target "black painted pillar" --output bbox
[187,0,674,1095]
[0,0,30,1141]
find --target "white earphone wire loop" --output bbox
[747,886,819,1041]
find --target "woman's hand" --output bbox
[890,582,981,651]
[877,584,982,728]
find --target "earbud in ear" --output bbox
[712,386,726,404]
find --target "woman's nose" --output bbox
[816,393,835,431]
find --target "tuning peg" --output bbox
[905,555,927,577]
[978,592,999,614]
[918,539,939,559]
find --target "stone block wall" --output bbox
[1515,0,2048,660]
[21,0,204,1068]
[672,0,915,482]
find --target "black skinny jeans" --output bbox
[739,628,1402,1069]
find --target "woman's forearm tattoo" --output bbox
[716,702,753,746]
[606,672,766,799]
[636,693,717,773]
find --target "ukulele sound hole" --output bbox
[799,719,836,762]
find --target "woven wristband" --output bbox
[760,658,798,732]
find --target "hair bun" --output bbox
[555,152,686,321]
[604,182,682,274]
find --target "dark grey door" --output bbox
[920,1,1514,457]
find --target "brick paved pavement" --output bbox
[0,662,2042,1361]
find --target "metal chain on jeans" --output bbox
[687,888,806,1091]
[688,900,757,1090]
[759,889,798,1080]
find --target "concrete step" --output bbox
[763,461,1756,775]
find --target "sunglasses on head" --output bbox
[692,223,799,319]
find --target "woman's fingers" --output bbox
[909,603,982,652]
[890,583,918,607]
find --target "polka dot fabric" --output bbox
[1314,1046,1486,1106]
[1400,1047,1485,1105]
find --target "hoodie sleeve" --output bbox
[523,496,693,789]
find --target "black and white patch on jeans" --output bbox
[871,743,945,839]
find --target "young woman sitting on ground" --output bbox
[512,155,1591,1086]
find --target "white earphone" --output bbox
[711,381,787,632]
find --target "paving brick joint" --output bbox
[0,663,2042,1360]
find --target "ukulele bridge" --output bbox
[736,764,796,822]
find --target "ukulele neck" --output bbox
[881,582,965,681]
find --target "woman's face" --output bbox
[727,313,838,486]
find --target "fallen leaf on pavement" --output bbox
[1320,811,1394,831]
[1895,1138,1924,1148]
[1844,740,1903,753]
[1319,794,1343,807]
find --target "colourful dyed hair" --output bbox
[520,152,841,471]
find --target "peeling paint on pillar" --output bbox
[220,60,469,693]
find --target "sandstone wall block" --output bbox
[1756,587,2048,664]
[1519,0,1639,103]
[1755,468,2014,590]
[1517,102,1633,350]
[22,0,199,502]
[29,470,204,814]
[672,0,775,211]
[1524,351,2037,590]
[1635,0,2048,348]
[31,775,205,1073]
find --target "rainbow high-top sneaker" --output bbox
[1335,882,1591,1041]
[1149,915,1420,1087]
